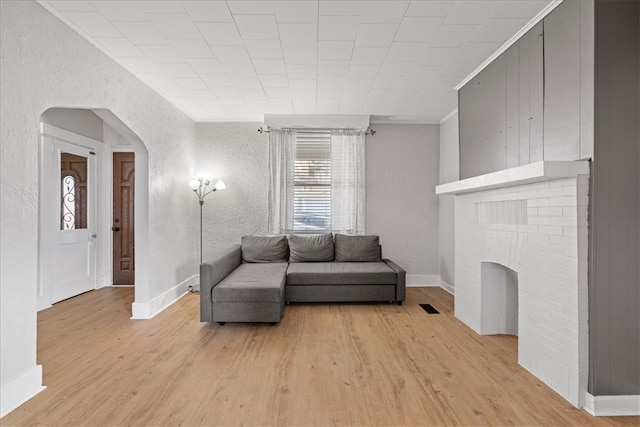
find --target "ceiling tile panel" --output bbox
[181,1,234,22]
[197,23,243,45]
[428,25,480,48]
[233,78,263,91]
[138,73,176,87]
[227,1,275,15]
[235,15,279,40]
[259,75,290,88]
[317,76,346,89]
[122,57,163,73]
[278,23,318,46]
[378,61,414,77]
[265,87,292,98]
[113,21,166,44]
[289,79,317,91]
[360,1,409,24]
[136,1,185,14]
[443,2,495,25]
[394,17,443,42]
[405,1,453,17]
[318,41,354,60]
[355,24,399,47]
[286,64,317,79]
[94,37,146,58]
[318,1,362,16]
[170,39,215,59]
[65,12,123,37]
[417,47,459,65]
[317,61,350,76]
[50,1,96,12]
[351,47,388,65]
[346,65,380,79]
[176,78,209,90]
[318,16,360,41]
[91,1,146,21]
[211,45,252,63]
[223,63,258,78]
[244,40,284,59]
[138,44,183,63]
[160,63,198,78]
[202,74,233,87]
[343,79,374,91]
[253,59,287,75]
[274,1,318,23]
[342,91,368,100]
[451,42,500,63]
[188,58,224,74]
[146,13,201,39]
[282,46,318,65]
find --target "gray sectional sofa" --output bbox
[200,233,406,325]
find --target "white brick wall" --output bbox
[455,177,589,407]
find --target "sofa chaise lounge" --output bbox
[200,233,406,325]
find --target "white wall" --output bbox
[41,108,104,141]
[366,124,440,283]
[438,112,460,291]
[0,1,198,415]
[196,123,269,262]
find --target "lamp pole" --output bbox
[189,174,226,269]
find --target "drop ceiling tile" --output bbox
[319,1,362,16]
[282,46,318,65]
[197,23,243,45]
[386,43,426,61]
[342,90,368,100]
[227,1,275,15]
[428,25,480,48]
[405,1,453,17]
[343,79,374,91]
[290,79,317,91]
[378,61,413,77]
[339,101,364,113]
[138,73,176,87]
[122,57,163,73]
[491,1,552,18]
[170,39,215,59]
[223,63,258,78]
[265,87,291,98]
[244,40,283,59]
[259,75,290,88]
[438,61,477,77]
[355,24,398,47]
[160,63,197,78]
[471,18,530,43]
[394,17,443,42]
[138,44,183,63]
[94,37,145,58]
[347,65,380,79]
[317,61,350,76]
[286,64,317,78]
[291,91,316,102]
[317,98,341,108]
[318,41,353,60]
[202,74,233,87]
[317,76,345,89]
[319,16,360,41]
[406,65,442,79]
[64,12,123,37]
[233,78,263,91]
[442,2,494,25]
[212,86,241,97]
[146,14,201,39]
[317,89,343,99]
[181,1,234,22]
[372,77,400,89]
[50,1,96,12]
[278,24,318,46]
[188,58,224,74]
[136,1,185,14]
[235,15,279,40]
[113,21,165,44]
[253,59,287,75]
[368,88,399,100]
[274,1,318,23]
[176,78,209,90]
[91,1,146,21]
[418,47,459,65]
[212,45,252,63]
[360,1,409,24]
[351,47,388,65]
[452,42,500,63]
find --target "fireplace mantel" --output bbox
[435,160,590,195]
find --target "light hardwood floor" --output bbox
[3,287,638,426]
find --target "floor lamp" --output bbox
[189,174,225,291]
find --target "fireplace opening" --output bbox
[481,262,518,336]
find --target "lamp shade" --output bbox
[214,180,226,190]
[189,179,200,190]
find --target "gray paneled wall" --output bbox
[458,1,590,179]
[590,0,640,396]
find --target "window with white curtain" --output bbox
[268,128,365,235]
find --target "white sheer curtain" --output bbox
[268,129,296,234]
[330,130,366,235]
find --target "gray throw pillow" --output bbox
[241,235,288,263]
[334,234,381,262]
[288,233,334,262]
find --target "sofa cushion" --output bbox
[212,263,287,303]
[286,262,396,285]
[334,234,381,262]
[241,235,288,263]
[288,233,334,262]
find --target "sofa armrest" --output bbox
[200,245,242,322]
[383,259,406,302]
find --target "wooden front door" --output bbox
[113,152,135,286]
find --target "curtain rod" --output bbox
[257,126,376,136]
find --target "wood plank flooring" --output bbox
[3,287,638,426]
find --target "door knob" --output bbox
[112,226,120,231]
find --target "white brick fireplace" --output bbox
[436,161,590,408]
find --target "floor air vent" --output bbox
[420,304,440,314]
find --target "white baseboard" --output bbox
[131,275,197,320]
[0,365,46,418]
[584,393,640,416]
[406,274,440,287]
[438,278,454,294]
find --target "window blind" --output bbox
[294,131,331,233]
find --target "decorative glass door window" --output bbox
[60,152,88,230]
[61,175,76,230]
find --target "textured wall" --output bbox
[0,0,197,401]
[41,108,104,141]
[366,124,440,277]
[196,123,269,262]
[439,113,459,289]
